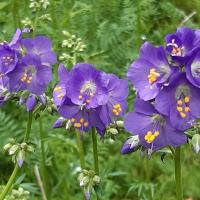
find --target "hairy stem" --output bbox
[174,147,183,200]
[76,130,85,169]
[91,127,99,175]
[39,117,49,199]
[0,112,33,200]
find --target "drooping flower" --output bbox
[124,98,187,151]
[98,73,128,126]
[21,35,57,65]
[8,54,52,95]
[155,73,200,131]
[127,42,172,101]
[53,64,106,135]
[165,27,200,64]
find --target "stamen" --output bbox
[184,107,190,113]
[71,118,75,123]
[177,106,183,112]
[74,123,81,128]
[148,68,160,84]
[57,93,65,99]
[177,100,183,106]
[54,86,62,92]
[180,112,186,118]
[84,122,89,127]
[184,96,190,103]
[80,118,84,123]
[79,95,83,100]
[112,104,122,116]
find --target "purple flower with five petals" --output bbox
[127,42,172,101]
[155,73,200,130]
[124,98,187,151]
[99,73,128,126]
[21,36,57,65]
[53,64,106,135]
[165,27,200,64]
[8,54,52,95]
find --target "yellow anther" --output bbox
[148,68,160,84]
[180,112,186,118]
[112,109,117,113]
[28,77,33,81]
[27,80,31,84]
[118,107,122,112]
[177,106,183,112]
[86,99,90,104]
[154,131,160,137]
[177,100,183,106]
[115,112,119,116]
[84,122,89,127]
[79,95,83,100]
[89,93,94,97]
[54,86,62,91]
[80,118,84,123]
[57,93,64,99]
[185,107,190,113]
[184,96,190,103]
[113,104,120,109]
[74,123,81,128]
[71,118,75,123]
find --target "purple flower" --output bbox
[124,98,187,151]
[8,54,52,95]
[53,64,106,135]
[165,27,200,64]
[0,43,18,85]
[127,42,172,100]
[21,36,57,65]
[186,50,200,88]
[66,63,108,109]
[98,73,128,126]
[155,73,200,130]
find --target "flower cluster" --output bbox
[0,28,56,111]
[53,63,128,136]
[122,27,200,154]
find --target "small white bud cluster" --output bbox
[78,169,100,198]
[21,17,34,30]
[0,186,30,200]
[59,31,86,64]
[29,0,50,11]
[3,139,34,168]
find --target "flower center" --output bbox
[112,104,122,116]
[80,81,96,95]
[191,62,200,78]
[1,55,14,67]
[176,96,190,118]
[175,84,191,118]
[71,117,89,129]
[148,68,160,84]
[144,130,160,144]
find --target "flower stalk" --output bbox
[0,112,33,200]
[39,116,49,198]
[76,130,85,169]
[91,127,99,175]
[174,147,183,200]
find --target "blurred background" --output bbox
[0,0,200,199]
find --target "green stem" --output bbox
[39,117,49,198]
[174,147,183,200]
[76,131,85,169]
[91,127,99,175]
[0,112,33,200]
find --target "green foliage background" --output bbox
[0,0,200,199]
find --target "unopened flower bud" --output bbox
[192,134,200,153]
[9,144,19,155]
[116,120,124,128]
